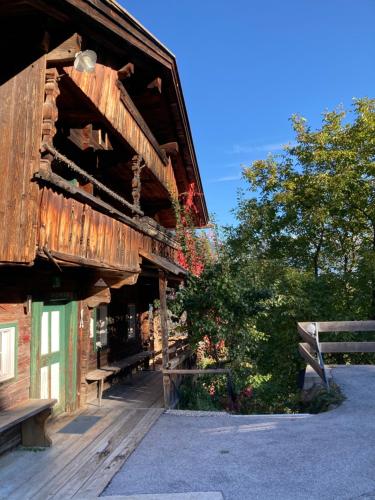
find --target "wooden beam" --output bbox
[36,247,139,274]
[68,126,113,152]
[147,77,162,94]
[61,0,173,67]
[46,33,81,64]
[297,323,318,350]
[160,142,179,157]
[117,80,168,165]
[86,287,111,308]
[163,369,230,375]
[167,350,192,370]
[107,273,139,288]
[140,249,187,277]
[317,321,375,333]
[298,343,324,381]
[159,270,171,407]
[118,62,134,80]
[40,31,50,53]
[320,342,375,353]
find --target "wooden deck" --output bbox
[0,370,164,499]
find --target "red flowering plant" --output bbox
[168,238,270,411]
[169,187,271,412]
[172,182,215,276]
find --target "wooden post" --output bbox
[131,154,144,215]
[41,68,60,172]
[158,270,171,408]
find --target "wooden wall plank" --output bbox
[38,189,178,272]
[0,56,46,263]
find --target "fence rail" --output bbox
[297,321,375,389]
[162,368,234,409]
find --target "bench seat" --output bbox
[86,351,153,405]
[102,351,153,372]
[0,399,56,449]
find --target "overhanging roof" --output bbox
[62,0,209,226]
[139,250,187,277]
[0,0,209,226]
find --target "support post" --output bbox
[159,269,171,408]
[131,154,144,215]
[41,68,60,171]
[21,409,53,447]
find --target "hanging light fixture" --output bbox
[74,50,97,73]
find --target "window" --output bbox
[0,323,17,383]
[96,305,108,348]
[126,304,137,340]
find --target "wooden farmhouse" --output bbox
[0,0,207,451]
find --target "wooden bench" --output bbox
[0,399,56,449]
[86,351,153,406]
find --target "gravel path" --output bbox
[103,365,375,500]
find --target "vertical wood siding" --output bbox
[0,57,46,263]
[38,188,178,270]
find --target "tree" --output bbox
[229,98,375,317]
[221,98,375,406]
[171,98,375,413]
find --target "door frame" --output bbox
[31,300,78,413]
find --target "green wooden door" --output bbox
[39,305,65,411]
[31,301,78,413]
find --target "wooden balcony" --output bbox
[63,64,178,198]
[38,187,180,275]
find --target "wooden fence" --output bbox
[162,368,234,409]
[298,321,375,388]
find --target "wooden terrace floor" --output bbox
[0,370,164,499]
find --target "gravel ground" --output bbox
[103,365,375,500]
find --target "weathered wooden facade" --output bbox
[0,0,207,450]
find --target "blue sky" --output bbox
[120,0,375,226]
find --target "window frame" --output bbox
[126,303,137,341]
[0,322,18,384]
[96,304,109,349]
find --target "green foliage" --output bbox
[169,256,269,366]
[177,375,228,411]
[231,98,375,284]
[301,383,345,414]
[227,98,375,366]
[172,98,375,414]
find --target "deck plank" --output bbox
[7,407,129,499]
[0,371,163,500]
[72,407,164,498]
[32,409,141,499]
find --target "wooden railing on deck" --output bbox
[298,321,375,388]
[162,366,235,410]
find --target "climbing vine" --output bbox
[172,182,214,275]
